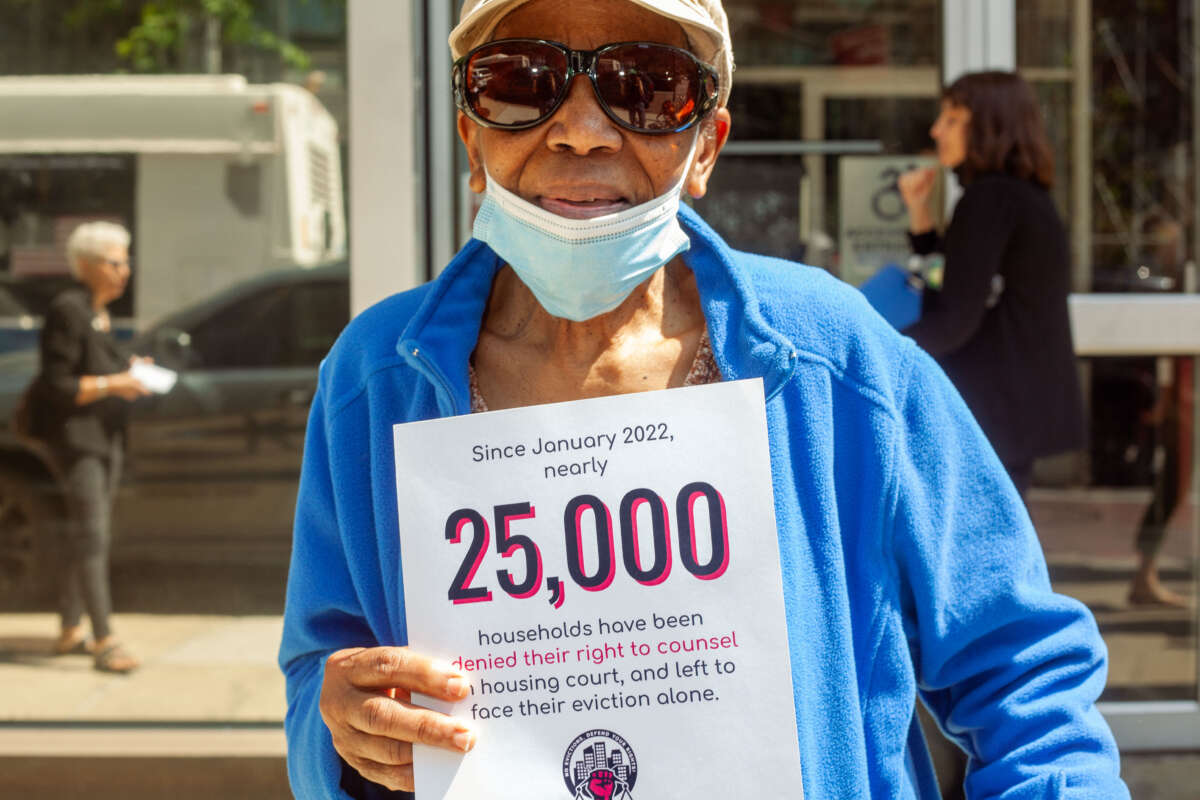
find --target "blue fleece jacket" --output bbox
[279,205,1128,799]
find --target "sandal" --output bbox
[1128,581,1190,609]
[53,633,93,656]
[1128,589,1190,609]
[93,641,140,674]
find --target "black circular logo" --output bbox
[561,729,638,799]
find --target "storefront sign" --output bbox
[394,379,802,799]
[838,155,941,286]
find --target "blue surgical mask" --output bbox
[472,144,696,322]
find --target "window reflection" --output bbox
[0,155,137,321]
[700,0,1200,708]
[0,0,347,723]
[696,3,942,278]
[730,0,939,68]
[1017,0,1200,703]
[1032,358,1197,701]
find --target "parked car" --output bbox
[0,273,83,354]
[0,262,349,604]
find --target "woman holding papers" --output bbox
[36,221,148,673]
[280,1,1128,798]
[898,72,1085,497]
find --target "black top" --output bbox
[903,173,1085,466]
[35,287,130,460]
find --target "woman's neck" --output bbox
[472,256,706,409]
[83,280,110,312]
[481,257,703,362]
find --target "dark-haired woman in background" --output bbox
[899,71,1084,497]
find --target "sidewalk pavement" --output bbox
[0,604,1196,799]
[0,573,1192,722]
[6,487,1194,721]
[0,614,283,722]
[1029,487,1197,702]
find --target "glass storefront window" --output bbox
[693,0,942,285]
[1034,355,1198,702]
[0,155,138,325]
[1020,0,1198,294]
[0,0,347,724]
[1018,0,1200,709]
[732,0,939,69]
[695,0,1200,712]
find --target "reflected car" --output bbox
[0,262,349,604]
[0,273,82,354]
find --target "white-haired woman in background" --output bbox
[36,221,148,673]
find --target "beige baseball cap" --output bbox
[448,0,734,105]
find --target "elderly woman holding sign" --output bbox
[279,0,1128,798]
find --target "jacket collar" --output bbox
[397,204,798,416]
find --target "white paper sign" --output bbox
[394,379,802,799]
[130,361,177,394]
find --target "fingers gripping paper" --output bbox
[393,379,803,798]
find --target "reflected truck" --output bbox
[0,74,346,351]
[0,263,348,605]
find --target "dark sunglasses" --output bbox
[453,38,719,134]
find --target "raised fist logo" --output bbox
[587,770,616,800]
[574,768,633,800]
[562,729,638,800]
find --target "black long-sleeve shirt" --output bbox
[36,287,129,459]
[902,173,1085,465]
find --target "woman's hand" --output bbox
[319,646,475,793]
[898,166,939,234]
[108,370,152,401]
[79,371,150,404]
[899,166,937,208]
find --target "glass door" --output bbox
[1017,0,1200,747]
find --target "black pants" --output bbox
[57,438,122,641]
[1135,412,1180,559]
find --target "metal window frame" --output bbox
[347,0,425,314]
[348,0,460,308]
[943,0,1016,83]
[941,1,1016,208]
[425,0,459,278]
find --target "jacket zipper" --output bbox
[399,339,461,417]
[763,350,800,402]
